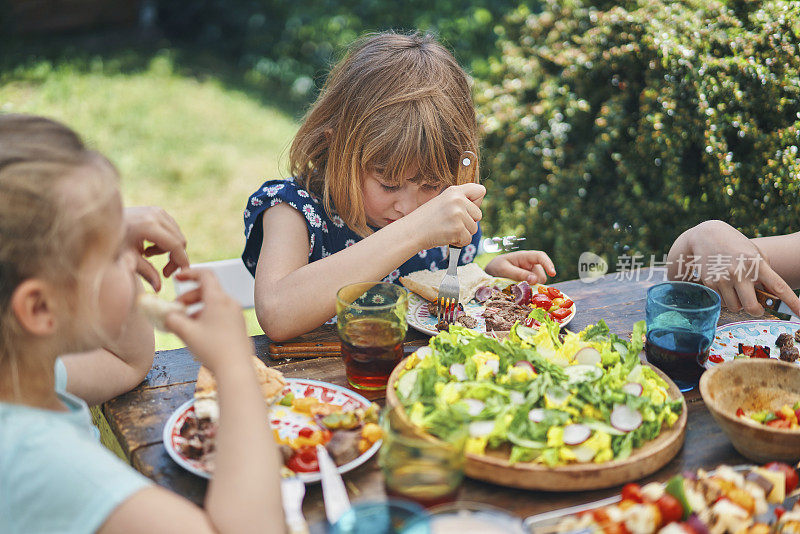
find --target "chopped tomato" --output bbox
[765,462,799,493]
[546,286,563,299]
[621,483,644,503]
[538,286,550,295]
[286,446,319,473]
[752,346,771,358]
[591,509,611,524]
[532,294,553,310]
[656,494,684,525]
[775,507,786,520]
[551,308,572,320]
[736,408,745,417]
[298,427,314,439]
[708,354,724,364]
[767,418,792,429]
[561,299,574,309]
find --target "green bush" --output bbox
[478,0,800,281]
[157,0,540,103]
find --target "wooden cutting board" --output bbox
[267,325,430,359]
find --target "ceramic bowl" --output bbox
[699,358,800,463]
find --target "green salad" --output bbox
[393,310,683,467]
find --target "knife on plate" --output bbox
[316,444,352,525]
[755,288,800,321]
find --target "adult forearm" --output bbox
[751,232,800,290]
[256,220,425,340]
[205,362,284,533]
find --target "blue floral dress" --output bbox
[242,178,481,283]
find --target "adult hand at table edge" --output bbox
[667,220,800,316]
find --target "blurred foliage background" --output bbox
[479,0,800,279]
[3,0,799,346]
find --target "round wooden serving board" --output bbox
[385,356,687,491]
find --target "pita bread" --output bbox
[137,293,186,331]
[399,263,493,304]
[193,356,287,422]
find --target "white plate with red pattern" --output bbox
[163,378,381,483]
[406,284,576,337]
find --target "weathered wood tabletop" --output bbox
[102,270,757,525]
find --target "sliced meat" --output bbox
[325,430,362,466]
[776,333,794,347]
[457,315,478,328]
[780,345,799,363]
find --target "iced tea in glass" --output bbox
[336,282,408,391]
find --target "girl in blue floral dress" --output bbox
[243,32,557,340]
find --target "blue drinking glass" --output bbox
[645,282,721,391]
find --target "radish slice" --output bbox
[475,285,493,303]
[563,423,592,445]
[449,363,467,381]
[564,364,603,383]
[463,399,485,417]
[514,360,536,373]
[572,445,597,463]
[485,359,500,375]
[621,382,643,397]
[528,408,547,422]
[610,404,643,432]
[469,420,495,438]
[512,281,533,305]
[509,391,525,405]
[545,386,570,406]
[574,347,602,366]
[414,346,432,360]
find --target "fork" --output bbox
[281,477,310,534]
[437,150,477,325]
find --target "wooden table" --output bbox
[101,271,755,525]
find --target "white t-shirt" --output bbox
[0,358,152,533]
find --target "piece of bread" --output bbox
[193,356,287,422]
[399,263,493,304]
[137,293,186,331]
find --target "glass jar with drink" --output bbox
[336,282,408,391]
[379,407,467,508]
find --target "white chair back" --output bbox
[173,258,255,309]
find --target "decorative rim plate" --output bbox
[707,319,800,368]
[163,378,382,483]
[406,285,576,337]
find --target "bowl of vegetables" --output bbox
[699,358,800,463]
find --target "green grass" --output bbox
[1,47,299,349]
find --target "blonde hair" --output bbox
[0,114,118,370]
[290,31,480,236]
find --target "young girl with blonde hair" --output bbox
[0,114,284,534]
[243,31,556,341]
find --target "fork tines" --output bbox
[437,296,457,324]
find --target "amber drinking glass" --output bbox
[336,282,408,391]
